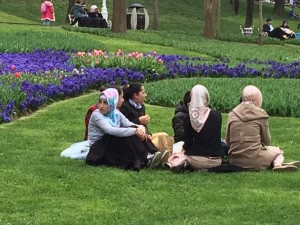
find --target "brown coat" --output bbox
[225,102,280,170]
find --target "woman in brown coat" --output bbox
[226,85,300,172]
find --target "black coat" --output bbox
[172,102,188,143]
[120,101,151,134]
[183,110,224,157]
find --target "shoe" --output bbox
[282,161,300,168]
[148,151,162,168]
[170,161,189,173]
[272,165,298,172]
[156,150,170,168]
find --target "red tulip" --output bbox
[14,72,21,78]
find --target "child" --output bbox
[41,0,55,26]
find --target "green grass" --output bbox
[1,1,300,224]
[1,91,300,225]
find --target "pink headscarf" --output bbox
[242,85,263,108]
[189,85,211,133]
[44,1,53,6]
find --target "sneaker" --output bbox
[148,151,162,168]
[170,161,189,173]
[156,150,170,168]
[282,161,300,168]
[272,165,298,172]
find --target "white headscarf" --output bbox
[90,5,98,13]
[189,85,211,133]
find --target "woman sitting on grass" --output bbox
[167,84,224,172]
[86,87,165,171]
[226,85,300,172]
[120,83,173,155]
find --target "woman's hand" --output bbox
[139,115,150,125]
[135,126,147,141]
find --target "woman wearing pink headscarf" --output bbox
[167,85,224,172]
[226,85,300,172]
[40,0,55,26]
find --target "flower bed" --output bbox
[1,49,300,123]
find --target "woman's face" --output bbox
[284,22,288,27]
[98,98,109,115]
[134,86,147,104]
[117,91,124,109]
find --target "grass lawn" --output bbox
[1,91,300,225]
[1,0,300,224]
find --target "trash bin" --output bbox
[126,3,149,30]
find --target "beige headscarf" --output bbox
[90,5,98,13]
[242,85,263,108]
[189,85,211,133]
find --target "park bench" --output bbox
[240,25,254,35]
[68,14,78,27]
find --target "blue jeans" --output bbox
[42,19,50,26]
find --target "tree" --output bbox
[258,0,263,46]
[273,0,285,17]
[112,0,127,33]
[204,0,221,39]
[152,0,158,31]
[230,0,240,15]
[66,0,75,23]
[245,0,254,27]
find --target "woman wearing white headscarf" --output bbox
[226,85,300,172]
[168,85,224,172]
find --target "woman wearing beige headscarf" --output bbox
[226,85,300,172]
[168,85,224,172]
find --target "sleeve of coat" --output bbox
[225,113,231,149]
[260,119,271,146]
[172,113,185,141]
[120,104,141,125]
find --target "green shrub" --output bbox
[145,77,300,117]
[0,30,106,52]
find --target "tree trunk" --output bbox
[258,0,263,46]
[231,0,240,15]
[273,0,285,17]
[112,0,127,33]
[245,0,254,27]
[152,0,158,31]
[204,0,221,39]
[66,0,75,23]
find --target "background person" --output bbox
[40,0,55,26]
[88,5,108,28]
[70,0,90,27]
[262,18,274,35]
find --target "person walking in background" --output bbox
[40,0,55,26]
